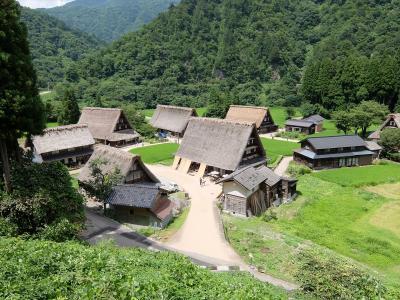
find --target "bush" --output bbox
[0,217,18,237]
[277,131,306,140]
[261,209,278,222]
[287,162,311,177]
[36,219,82,242]
[295,249,387,299]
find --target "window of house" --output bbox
[130,209,134,215]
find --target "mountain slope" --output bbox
[44,0,180,42]
[67,0,400,111]
[21,7,102,88]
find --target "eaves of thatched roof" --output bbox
[32,124,95,154]
[150,105,197,134]
[225,105,271,128]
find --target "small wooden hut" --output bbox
[31,124,95,167]
[150,105,198,137]
[368,113,400,141]
[217,164,297,217]
[78,107,140,147]
[225,105,278,133]
[173,118,266,176]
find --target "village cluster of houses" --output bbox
[27,104,398,225]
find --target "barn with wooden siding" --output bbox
[225,105,278,133]
[173,118,266,176]
[293,135,375,170]
[31,124,95,167]
[368,113,400,141]
[217,164,297,217]
[150,105,198,137]
[78,107,140,147]
[78,145,174,228]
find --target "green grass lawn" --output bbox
[311,162,400,187]
[46,122,59,128]
[269,107,301,128]
[224,164,400,292]
[130,143,179,165]
[40,91,56,102]
[261,138,298,165]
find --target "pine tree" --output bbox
[0,0,45,192]
[58,88,80,125]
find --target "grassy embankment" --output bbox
[130,143,179,166]
[224,162,400,292]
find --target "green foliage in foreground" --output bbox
[286,161,311,178]
[0,237,286,299]
[130,143,179,165]
[311,162,400,187]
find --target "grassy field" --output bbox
[311,162,400,187]
[269,107,301,128]
[46,122,59,128]
[130,143,179,165]
[224,164,400,291]
[261,138,298,165]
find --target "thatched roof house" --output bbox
[78,145,158,184]
[225,105,278,133]
[217,164,297,217]
[78,107,140,147]
[31,124,95,166]
[150,105,198,136]
[173,118,266,176]
[368,113,400,141]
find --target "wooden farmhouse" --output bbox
[285,114,324,135]
[150,105,198,137]
[30,124,95,167]
[78,107,140,147]
[293,135,375,170]
[225,105,278,133]
[78,145,174,228]
[368,113,400,141]
[173,118,266,176]
[217,164,297,217]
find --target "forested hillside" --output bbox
[21,7,102,88]
[65,0,400,112]
[44,0,180,42]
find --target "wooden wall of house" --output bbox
[224,194,247,216]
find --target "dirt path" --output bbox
[148,164,242,265]
[274,156,293,176]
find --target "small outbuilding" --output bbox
[303,114,324,132]
[30,124,95,167]
[368,113,400,141]
[285,114,324,135]
[78,107,140,147]
[78,145,174,228]
[217,164,297,217]
[225,105,278,133]
[150,105,198,137]
[293,135,375,170]
[173,118,266,176]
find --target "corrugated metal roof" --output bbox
[295,148,374,159]
[303,114,324,124]
[285,119,314,127]
[305,135,366,150]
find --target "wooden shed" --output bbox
[150,105,198,137]
[173,118,266,176]
[217,164,297,217]
[31,124,95,167]
[293,135,375,170]
[225,105,278,133]
[78,107,140,147]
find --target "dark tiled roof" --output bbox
[294,148,374,159]
[304,135,366,150]
[106,183,160,208]
[218,164,281,190]
[285,119,314,127]
[303,114,324,124]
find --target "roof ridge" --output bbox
[157,104,195,111]
[82,107,122,111]
[191,117,255,126]
[305,134,359,140]
[230,105,268,110]
[43,124,88,133]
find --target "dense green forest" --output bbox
[21,7,102,88]
[62,0,400,113]
[44,0,180,42]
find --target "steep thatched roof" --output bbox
[78,145,158,183]
[32,124,95,154]
[225,105,272,128]
[150,105,198,134]
[176,118,265,171]
[368,113,400,140]
[78,107,138,140]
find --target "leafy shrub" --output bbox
[261,209,278,222]
[287,162,311,177]
[36,219,82,242]
[0,237,286,299]
[0,217,18,237]
[295,249,386,299]
[277,131,307,140]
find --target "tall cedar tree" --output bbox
[0,0,45,192]
[58,88,80,125]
